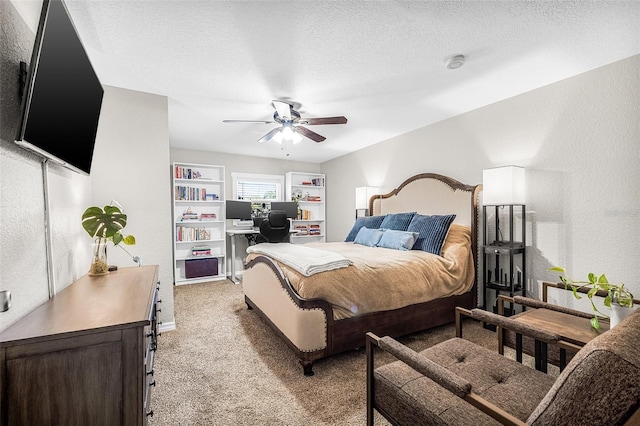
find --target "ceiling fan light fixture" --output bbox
[272,130,283,144]
[282,124,294,141]
[292,131,303,144]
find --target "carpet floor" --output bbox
[149,280,554,425]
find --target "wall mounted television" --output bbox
[15,0,104,175]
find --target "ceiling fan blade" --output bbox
[258,127,282,143]
[296,126,326,143]
[223,119,274,124]
[303,116,348,125]
[272,100,293,121]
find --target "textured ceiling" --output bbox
[60,0,640,163]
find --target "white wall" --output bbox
[1,1,174,331]
[92,86,174,328]
[170,148,321,276]
[321,55,640,304]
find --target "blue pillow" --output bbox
[379,212,416,231]
[345,215,386,242]
[407,214,456,255]
[377,230,420,251]
[354,227,385,247]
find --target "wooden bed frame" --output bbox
[242,173,482,375]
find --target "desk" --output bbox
[226,228,259,284]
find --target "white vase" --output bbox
[610,305,635,328]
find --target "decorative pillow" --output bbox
[377,229,420,251]
[345,215,386,242]
[407,214,456,255]
[353,227,385,247]
[379,212,416,231]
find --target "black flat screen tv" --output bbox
[15,0,104,175]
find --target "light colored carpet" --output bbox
[149,280,555,425]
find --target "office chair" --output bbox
[255,210,290,243]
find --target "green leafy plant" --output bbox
[549,266,634,330]
[82,204,137,274]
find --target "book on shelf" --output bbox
[200,213,217,220]
[175,166,202,180]
[308,224,321,235]
[175,186,210,201]
[181,212,199,220]
[176,226,212,242]
[294,224,309,235]
[311,177,324,187]
[305,195,322,202]
[191,245,211,257]
[299,209,312,220]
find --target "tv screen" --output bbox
[270,202,298,219]
[226,200,252,220]
[15,0,104,175]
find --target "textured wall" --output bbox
[1,0,91,331]
[1,2,173,331]
[321,55,640,302]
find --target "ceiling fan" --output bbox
[223,100,347,144]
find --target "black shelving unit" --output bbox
[482,204,526,316]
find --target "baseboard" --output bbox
[159,321,176,333]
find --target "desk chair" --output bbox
[255,210,290,243]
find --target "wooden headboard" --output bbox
[370,173,482,288]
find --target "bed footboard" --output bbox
[243,256,334,375]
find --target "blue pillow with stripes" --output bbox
[345,215,386,242]
[407,214,456,255]
[379,212,416,231]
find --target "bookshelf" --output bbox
[172,162,226,284]
[285,172,326,244]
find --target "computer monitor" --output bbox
[226,200,252,220]
[270,202,298,219]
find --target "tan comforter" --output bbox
[245,224,474,320]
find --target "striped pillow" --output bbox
[379,212,416,231]
[407,214,456,255]
[345,215,386,242]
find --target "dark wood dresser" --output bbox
[0,265,160,425]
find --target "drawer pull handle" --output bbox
[157,308,162,313]
[494,249,500,254]
[147,369,154,376]
[146,410,154,418]
[158,299,162,304]
[150,380,156,387]
[146,333,153,338]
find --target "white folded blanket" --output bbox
[247,243,353,276]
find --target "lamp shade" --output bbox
[483,166,525,205]
[355,186,378,210]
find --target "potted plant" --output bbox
[549,266,635,329]
[82,203,137,275]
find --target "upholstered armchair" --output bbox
[366,308,640,425]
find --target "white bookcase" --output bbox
[172,162,226,284]
[285,171,326,244]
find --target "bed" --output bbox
[242,173,482,375]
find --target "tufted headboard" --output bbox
[370,173,482,288]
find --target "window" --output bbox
[231,172,284,215]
